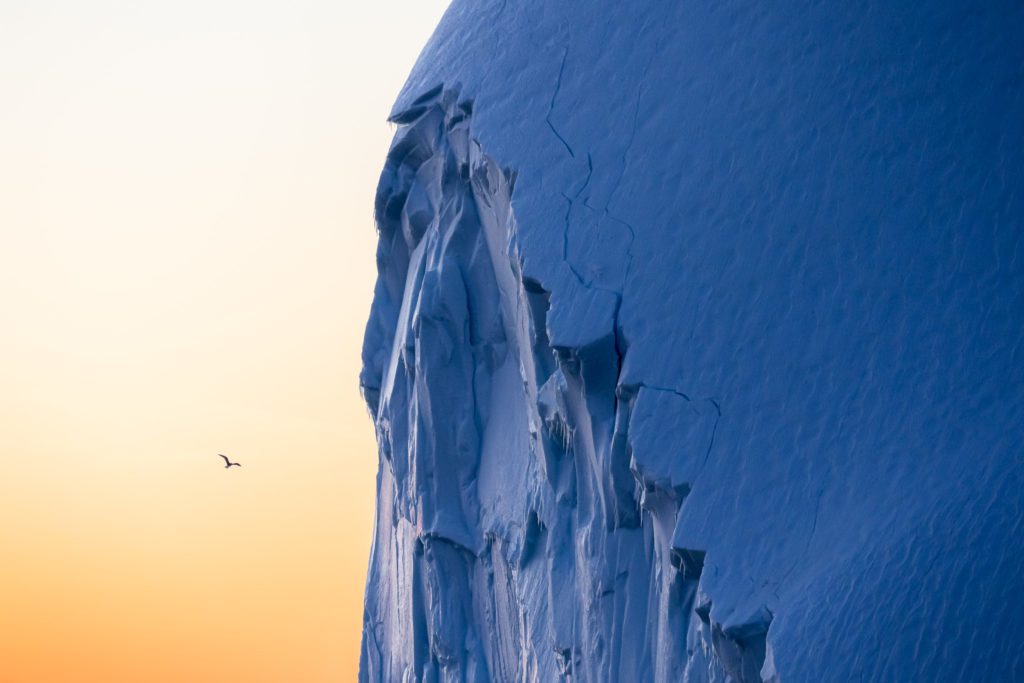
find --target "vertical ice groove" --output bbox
[359,90,763,683]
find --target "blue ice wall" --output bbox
[361,2,1024,680]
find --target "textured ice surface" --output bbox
[359,2,1024,681]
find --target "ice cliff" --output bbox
[358,2,1024,681]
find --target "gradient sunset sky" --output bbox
[0,1,449,680]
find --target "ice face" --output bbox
[359,3,1024,681]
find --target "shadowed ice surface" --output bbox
[359,2,1024,681]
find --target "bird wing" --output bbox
[218,454,231,464]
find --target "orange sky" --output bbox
[0,2,450,680]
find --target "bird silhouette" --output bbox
[218,454,241,469]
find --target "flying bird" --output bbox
[218,454,241,469]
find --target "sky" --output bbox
[0,1,450,680]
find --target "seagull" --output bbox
[218,454,241,469]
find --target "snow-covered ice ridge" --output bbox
[359,3,1024,681]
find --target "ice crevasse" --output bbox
[358,2,1024,681]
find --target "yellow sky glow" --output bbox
[0,2,450,680]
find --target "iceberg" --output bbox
[359,2,1024,680]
